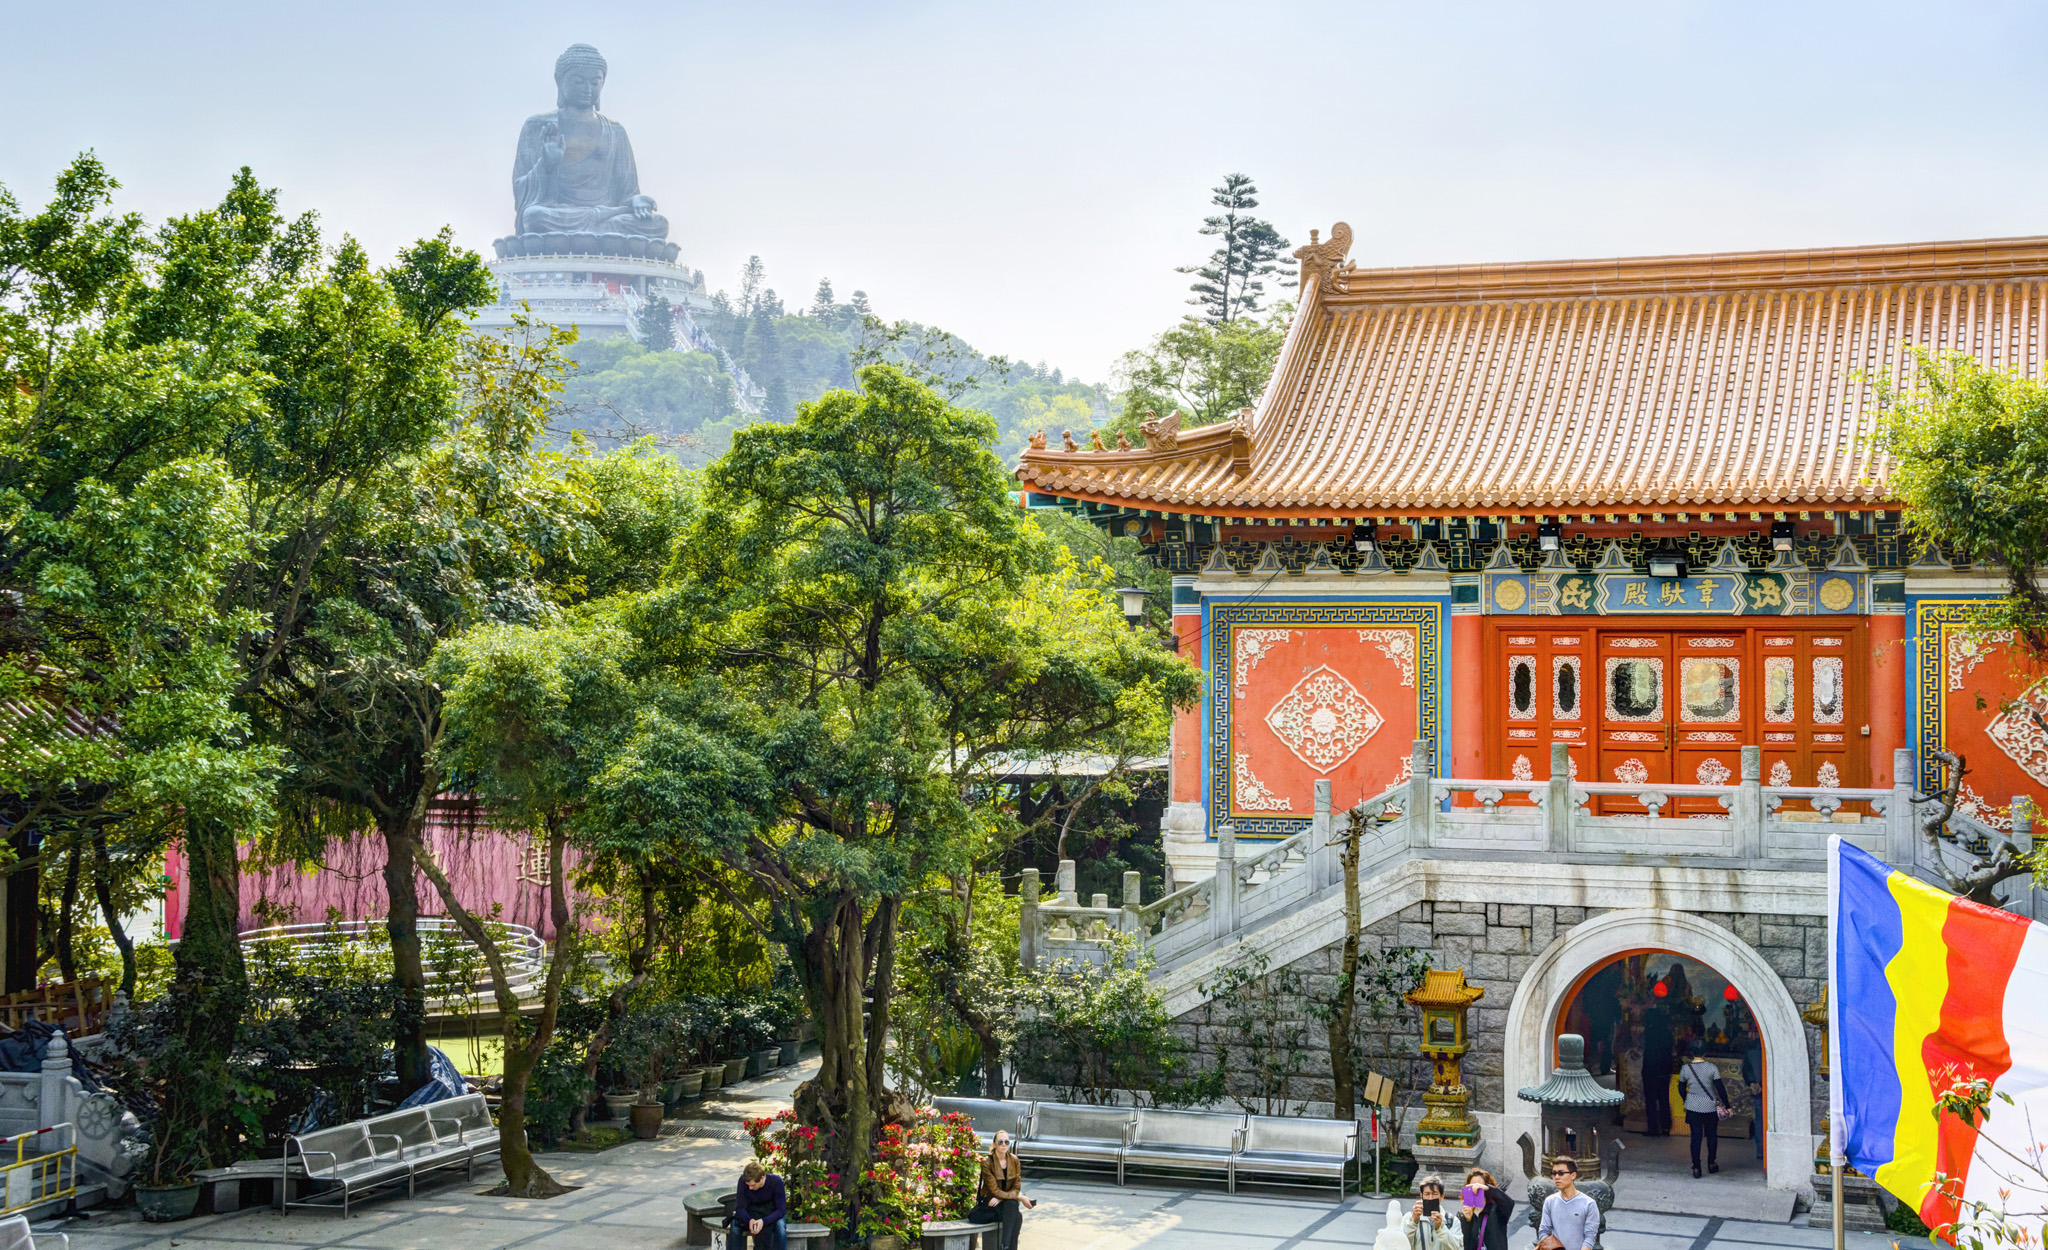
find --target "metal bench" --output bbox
[932,1097,1030,1150]
[917,1219,985,1250]
[284,1094,501,1214]
[1019,1102,1131,1177]
[423,1093,502,1175]
[1231,1114,1359,1199]
[1119,1107,1243,1188]
[684,1188,736,1245]
[283,1121,408,1215]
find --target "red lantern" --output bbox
[1652,979,1668,998]
[1724,985,1740,1002]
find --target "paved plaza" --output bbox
[33,1060,1907,1250]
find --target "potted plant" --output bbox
[106,991,227,1222]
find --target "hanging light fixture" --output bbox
[1648,539,1688,579]
[1724,984,1740,1003]
[1652,979,1669,998]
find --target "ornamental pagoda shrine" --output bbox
[1017,226,2048,890]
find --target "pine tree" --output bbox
[758,288,785,318]
[738,255,766,316]
[850,290,872,317]
[635,296,677,352]
[812,277,835,316]
[764,376,792,422]
[1176,173,1294,324]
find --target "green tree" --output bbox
[635,294,677,352]
[426,616,638,1196]
[1880,349,2048,651]
[811,277,834,317]
[610,365,1196,1227]
[1176,173,1294,324]
[1111,306,1290,433]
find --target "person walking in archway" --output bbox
[1641,999,1675,1136]
[1679,1037,1731,1177]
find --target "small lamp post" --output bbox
[1114,585,1150,629]
[1407,969,1487,1177]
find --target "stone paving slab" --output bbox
[28,1047,1908,1250]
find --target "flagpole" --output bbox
[1832,1151,1844,1250]
[1828,834,1845,1250]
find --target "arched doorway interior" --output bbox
[1500,908,1813,1192]
[1557,950,1767,1182]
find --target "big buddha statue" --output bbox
[497,44,680,261]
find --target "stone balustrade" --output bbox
[1022,744,2025,976]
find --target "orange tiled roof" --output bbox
[1017,232,2048,516]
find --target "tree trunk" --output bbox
[90,829,136,997]
[1326,808,1365,1121]
[379,793,434,1095]
[171,812,248,1163]
[413,822,573,1197]
[792,891,884,1233]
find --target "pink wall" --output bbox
[166,801,587,940]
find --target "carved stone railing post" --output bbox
[1121,871,1143,936]
[1408,740,1433,849]
[1736,745,1763,860]
[1891,748,1918,869]
[1213,823,1239,940]
[1020,867,1041,970]
[40,1030,71,1132]
[1056,858,1078,906]
[1548,743,1571,853]
[1312,779,1335,891]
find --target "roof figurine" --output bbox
[1138,409,1181,451]
[1292,221,1353,290]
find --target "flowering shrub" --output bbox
[742,1110,846,1231]
[858,1109,981,1240]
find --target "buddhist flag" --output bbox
[1830,836,2048,1235]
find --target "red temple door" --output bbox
[1596,632,1675,798]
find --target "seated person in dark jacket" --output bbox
[730,1161,787,1250]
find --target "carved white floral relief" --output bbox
[1950,630,2017,691]
[1769,760,1792,787]
[1696,757,1732,786]
[1986,677,2048,789]
[1264,666,1384,773]
[1512,754,1533,781]
[1614,759,1650,786]
[1234,629,1294,695]
[1233,752,1292,811]
[1357,629,1417,688]
[1817,761,1841,789]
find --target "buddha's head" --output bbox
[555,44,607,110]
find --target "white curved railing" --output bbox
[239,918,547,1003]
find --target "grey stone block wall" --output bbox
[1172,901,1827,1133]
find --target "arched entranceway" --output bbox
[1501,909,1813,1192]
[1555,951,1767,1184]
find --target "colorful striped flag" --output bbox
[1830,836,2048,1234]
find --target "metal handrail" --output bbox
[239,918,546,1002]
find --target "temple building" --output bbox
[1014,227,2048,1214]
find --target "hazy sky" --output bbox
[8,1,2048,381]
